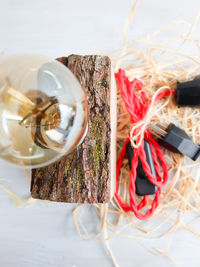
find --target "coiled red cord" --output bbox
[115,69,171,220]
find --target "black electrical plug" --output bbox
[150,123,200,161]
[126,141,157,196]
[176,76,200,107]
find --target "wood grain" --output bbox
[31,54,114,203]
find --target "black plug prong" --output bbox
[150,123,200,161]
[149,124,167,138]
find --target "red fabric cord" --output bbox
[115,69,171,220]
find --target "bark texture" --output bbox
[31,55,112,203]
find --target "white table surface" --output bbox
[0,0,200,266]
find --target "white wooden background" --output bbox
[0,0,200,266]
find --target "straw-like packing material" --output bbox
[73,3,200,267]
[0,3,199,266]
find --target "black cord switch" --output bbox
[126,141,157,196]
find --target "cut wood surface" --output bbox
[31,54,115,203]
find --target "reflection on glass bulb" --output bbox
[0,54,88,168]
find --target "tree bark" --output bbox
[31,54,114,203]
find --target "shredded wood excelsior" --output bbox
[1,3,200,266]
[73,4,200,266]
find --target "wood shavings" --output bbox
[0,2,199,266]
[0,168,36,208]
[73,4,200,267]
[0,185,36,208]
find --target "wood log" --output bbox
[31,54,116,203]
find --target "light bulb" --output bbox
[0,54,88,168]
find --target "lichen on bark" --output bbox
[31,55,111,203]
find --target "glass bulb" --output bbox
[0,54,88,168]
